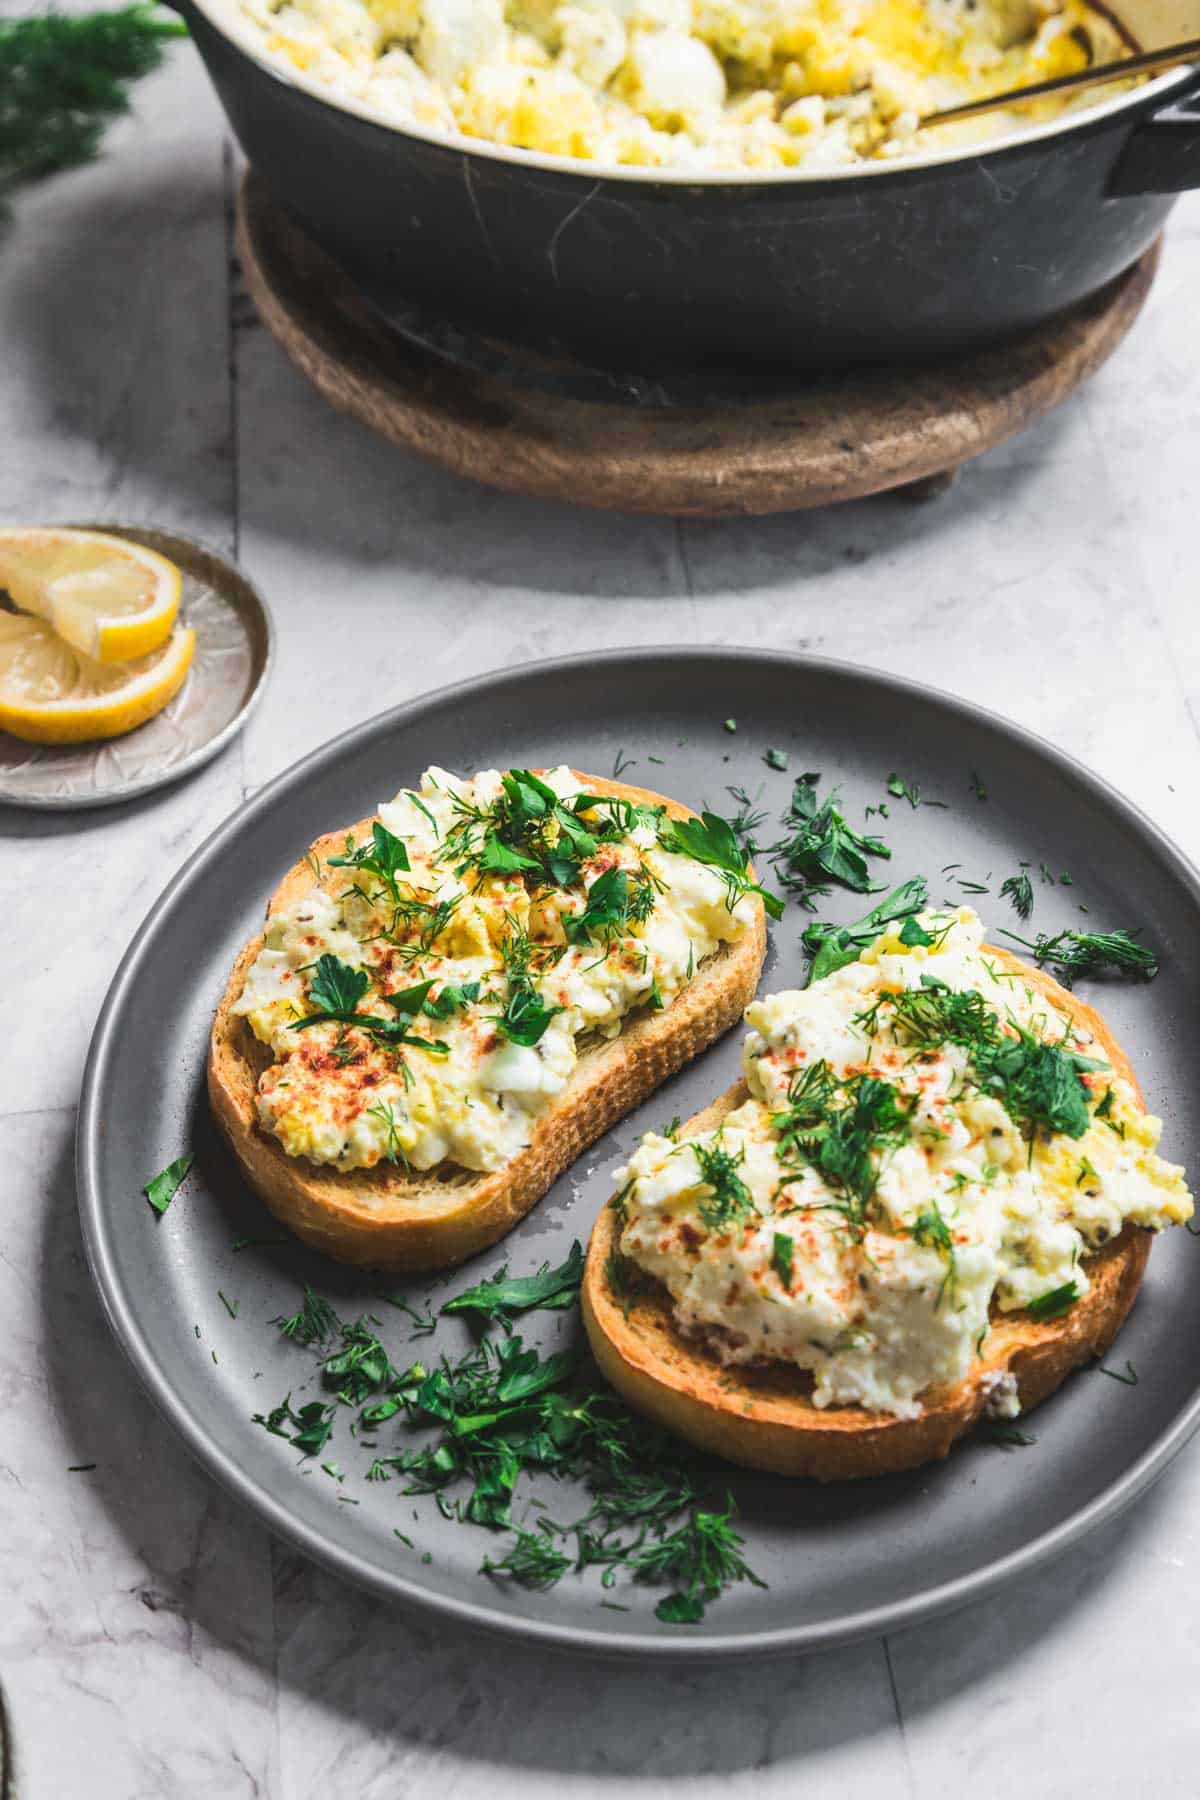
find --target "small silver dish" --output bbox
[0,522,273,811]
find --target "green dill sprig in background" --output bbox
[1,5,185,192]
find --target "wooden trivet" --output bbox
[236,171,1159,518]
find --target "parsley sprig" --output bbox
[289,954,450,1057]
[442,1242,584,1326]
[446,770,605,891]
[565,863,659,947]
[802,878,930,982]
[328,821,411,905]
[659,810,783,920]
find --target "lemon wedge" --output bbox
[0,613,196,744]
[0,527,182,664]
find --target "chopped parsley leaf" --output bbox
[143,1152,194,1217]
[802,877,929,982]
[442,1242,584,1325]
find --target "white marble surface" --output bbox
[3,29,1200,1800]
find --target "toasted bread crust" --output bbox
[582,950,1154,1480]
[208,772,768,1272]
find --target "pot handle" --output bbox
[1109,76,1200,194]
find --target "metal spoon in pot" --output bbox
[920,34,1200,129]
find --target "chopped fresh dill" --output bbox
[1001,927,1159,988]
[999,872,1034,920]
[691,1140,755,1233]
[273,1285,342,1347]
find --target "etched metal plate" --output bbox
[78,650,1200,1659]
[0,524,272,811]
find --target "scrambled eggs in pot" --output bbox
[227,0,1133,171]
[615,908,1192,1419]
[233,765,756,1175]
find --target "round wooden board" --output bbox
[236,171,1159,518]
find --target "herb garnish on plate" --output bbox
[252,1259,765,1624]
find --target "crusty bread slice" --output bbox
[208,772,768,1273]
[582,949,1153,1480]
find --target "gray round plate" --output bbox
[77,648,1200,1660]
[0,524,273,810]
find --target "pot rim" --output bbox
[193,0,1198,185]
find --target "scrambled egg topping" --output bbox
[233,765,754,1176]
[616,908,1192,1419]
[226,0,1131,171]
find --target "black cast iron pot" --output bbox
[172,0,1200,376]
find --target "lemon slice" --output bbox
[0,613,196,744]
[0,527,182,664]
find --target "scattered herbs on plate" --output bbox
[769,772,891,908]
[886,772,947,810]
[250,1262,765,1625]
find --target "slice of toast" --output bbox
[208,772,768,1272]
[582,950,1153,1480]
